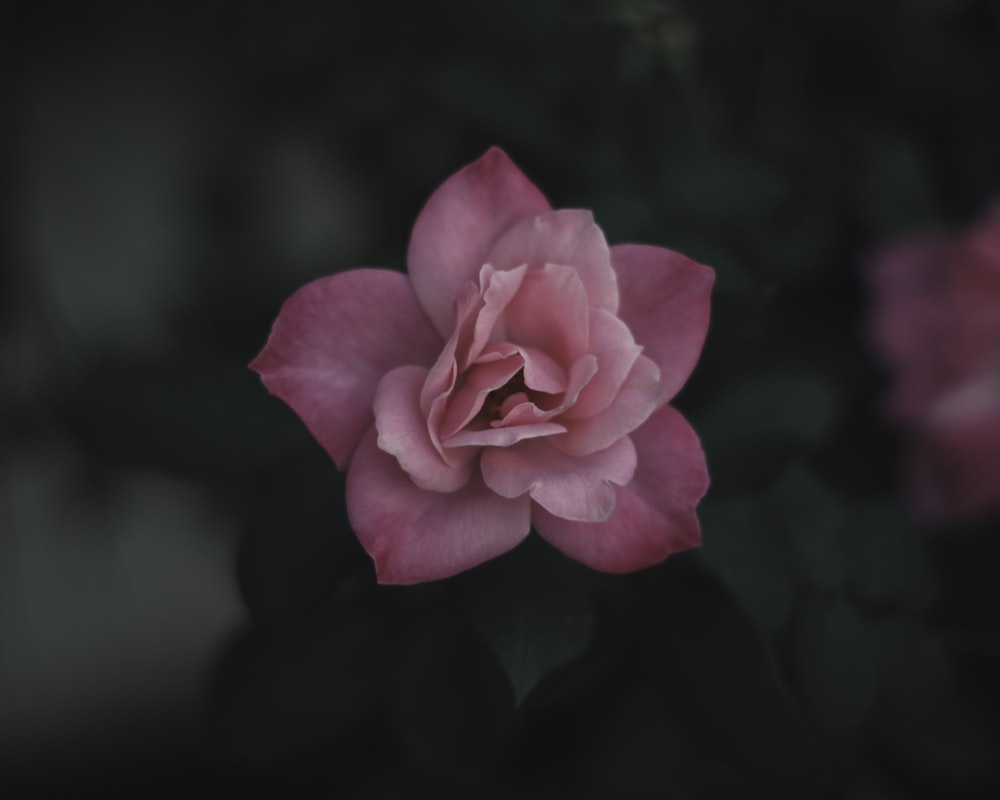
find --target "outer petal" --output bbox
[347,426,532,584]
[611,244,714,402]
[250,269,442,470]
[407,148,551,336]
[533,404,708,573]
[553,354,664,457]
[481,436,637,522]
[374,366,474,492]
[487,209,620,313]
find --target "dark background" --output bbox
[4,0,1000,796]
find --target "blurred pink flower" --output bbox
[252,148,713,583]
[868,206,1000,521]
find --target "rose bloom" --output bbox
[868,206,1000,522]
[252,148,714,583]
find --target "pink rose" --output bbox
[251,148,714,583]
[868,206,1000,521]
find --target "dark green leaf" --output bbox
[64,352,305,482]
[769,463,847,591]
[237,463,364,621]
[389,617,513,780]
[463,540,594,706]
[696,495,796,635]
[207,609,388,760]
[793,596,880,731]
[843,501,935,611]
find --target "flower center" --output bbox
[468,368,561,430]
[483,369,528,417]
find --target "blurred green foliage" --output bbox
[4,0,999,796]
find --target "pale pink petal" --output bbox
[444,422,567,448]
[487,209,619,313]
[475,341,520,362]
[481,436,637,522]
[518,346,568,394]
[464,264,528,368]
[427,392,481,469]
[374,366,474,492]
[419,284,484,466]
[347,426,531,584]
[564,309,641,420]
[560,355,600,409]
[553,354,664,456]
[533,405,708,572]
[497,400,553,426]
[419,281,482,417]
[408,148,551,336]
[504,264,590,364]
[250,269,442,470]
[611,244,715,402]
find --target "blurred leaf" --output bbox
[793,596,880,731]
[389,617,513,780]
[696,496,796,635]
[665,150,790,227]
[770,463,847,591]
[207,608,388,760]
[900,0,979,20]
[237,462,364,621]
[592,687,693,797]
[751,203,841,282]
[695,371,839,491]
[424,67,574,163]
[843,501,935,611]
[843,774,909,800]
[873,618,996,779]
[0,445,242,750]
[64,352,305,482]
[647,569,822,786]
[463,540,594,706]
[698,371,838,448]
[850,125,937,234]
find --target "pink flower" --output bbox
[251,148,714,583]
[868,206,1000,521]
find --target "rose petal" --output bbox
[444,422,567,448]
[464,264,528,368]
[347,426,532,584]
[564,309,641,420]
[374,366,475,492]
[492,355,598,426]
[481,436,637,522]
[518,346,568,394]
[611,244,714,402]
[504,264,590,365]
[533,404,708,572]
[440,355,524,438]
[420,281,482,417]
[487,209,619,313]
[250,269,441,470]
[408,148,551,336]
[867,235,950,371]
[553,354,664,456]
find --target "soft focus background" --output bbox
[4,0,1000,796]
